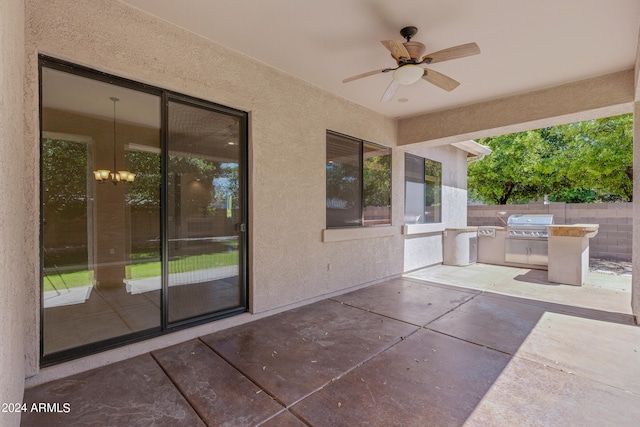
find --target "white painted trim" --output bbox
[451,140,492,157]
[322,226,400,242]
[402,223,445,235]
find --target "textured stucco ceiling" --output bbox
[121,0,640,119]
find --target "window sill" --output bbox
[402,223,445,235]
[323,226,401,242]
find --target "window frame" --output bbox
[404,153,442,225]
[326,130,392,229]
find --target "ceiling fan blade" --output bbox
[422,68,460,92]
[381,40,411,61]
[342,68,389,83]
[381,79,401,102]
[423,42,480,64]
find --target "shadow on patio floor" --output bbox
[21,268,640,426]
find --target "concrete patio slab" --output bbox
[477,289,636,325]
[464,357,640,427]
[152,339,284,426]
[332,277,478,326]
[291,328,511,427]
[489,269,632,314]
[406,263,632,316]
[201,299,418,406]
[406,263,525,290]
[427,293,552,355]
[21,354,204,426]
[260,410,308,426]
[584,270,632,292]
[515,312,640,395]
[21,274,640,426]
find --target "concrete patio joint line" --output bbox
[328,298,426,327]
[148,351,210,426]
[281,329,422,411]
[196,336,289,409]
[421,292,484,327]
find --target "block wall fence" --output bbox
[467,202,632,261]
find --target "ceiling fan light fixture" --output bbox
[392,64,424,85]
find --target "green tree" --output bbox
[213,163,240,211]
[42,138,88,216]
[468,114,632,204]
[326,161,360,206]
[468,131,550,204]
[363,153,391,207]
[555,115,632,202]
[127,151,161,207]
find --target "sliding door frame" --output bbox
[39,55,249,366]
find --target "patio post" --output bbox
[633,101,640,324]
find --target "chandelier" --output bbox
[93,97,136,184]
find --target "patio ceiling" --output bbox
[121,0,640,119]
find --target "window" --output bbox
[39,56,247,364]
[326,131,391,228]
[404,154,442,224]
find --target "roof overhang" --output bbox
[452,140,492,159]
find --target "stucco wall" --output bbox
[0,0,27,425]
[22,0,470,377]
[402,145,468,271]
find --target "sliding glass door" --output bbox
[40,57,247,364]
[166,98,245,324]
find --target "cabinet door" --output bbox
[469,236,478,263]
[528,239,549,266]
[505,239,529,264]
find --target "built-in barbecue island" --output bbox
[443,214,599,287]
[547,224,599,286]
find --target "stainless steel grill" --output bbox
[506,214,554,239]
[505,214,554,266]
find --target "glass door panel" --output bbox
[41,66,161,356]
[167,99,244,323]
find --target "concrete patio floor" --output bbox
[21,266,640,426]
[406,263,634,323]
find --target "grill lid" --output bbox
[506,214,554,239]
[507,214,554,227]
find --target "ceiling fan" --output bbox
[343,26,480,102]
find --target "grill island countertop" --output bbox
[546,224,599,238]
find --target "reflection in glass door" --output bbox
[41,65,162,358]
[40,57,247,363]
[167,98,246,324]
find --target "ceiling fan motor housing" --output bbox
[402,41,426,61]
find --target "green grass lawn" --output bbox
[43,251,238,292]
[43,269,95,292]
